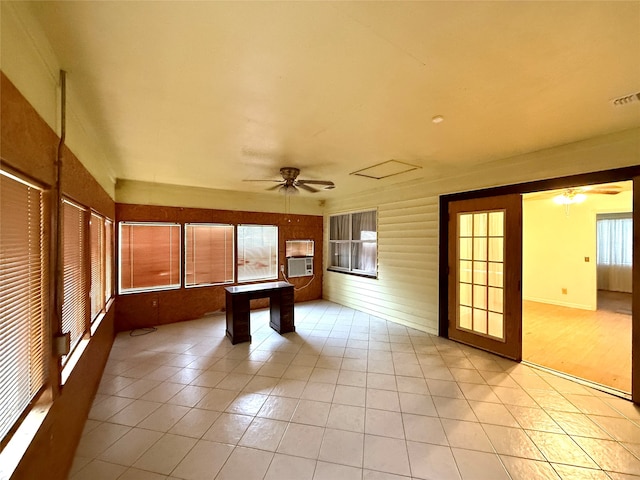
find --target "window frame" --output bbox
[328,209,378,278]
[118,222,182,294]
[237,224,279,283]
[184,223,235,288]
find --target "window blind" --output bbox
[90,213,105,321]
[105,219,113,302]
[119,223,181,293]
[185,224,234,286]
[0,170,48,444]
[237,225,278,282]
[62,199,88,364]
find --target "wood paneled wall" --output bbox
[115,203,323,331]
[1,71,116,480]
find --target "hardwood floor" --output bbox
[522,290,632,393]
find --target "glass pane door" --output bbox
[458,211,505,340]
[448,194,522,360]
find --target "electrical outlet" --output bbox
[280,264,285,273]
[561,288,568,295]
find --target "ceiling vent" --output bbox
[611,92,640,106]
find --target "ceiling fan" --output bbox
[246,167,335,194]
[552,184,623,204]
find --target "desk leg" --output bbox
[226,292,251,344]
[270,288,295,334]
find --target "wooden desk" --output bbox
[225,281,295,344]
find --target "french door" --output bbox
[448,194,523,360]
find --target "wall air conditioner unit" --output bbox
[287,257,313,278]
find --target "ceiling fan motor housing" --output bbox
[280,167,300,182]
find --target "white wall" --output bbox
[523,197,597,310]
[523,190,633,310]
[324,129,640,334]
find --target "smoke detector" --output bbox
[611,92,640,106]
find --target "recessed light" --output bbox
[432,115,444,124]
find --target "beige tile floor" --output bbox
[69,300,640,480]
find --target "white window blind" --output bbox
[62,199,88,364]
[0,170,48,444]
[596,213,633,293]
[237,225,278,282]
[90,212,105,321]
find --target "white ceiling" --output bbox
[27,1,640,198]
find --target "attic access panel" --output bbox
[350,160,421,180]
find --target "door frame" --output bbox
[438,165,640,402]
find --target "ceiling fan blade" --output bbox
[297,179,335,186]
[589,189,623,195]
[266,184,283,191]
[297,183,319,193]
[243,179,282,183]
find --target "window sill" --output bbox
[185,282,234,289]
[327,268,377,279]
[90,311,106,336]
[61,337,90,385]
[118,285,181,295]
[0,392,52,479]
[238,277,279,284]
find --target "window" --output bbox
[90,213,105,321]
[119,222,181,293]
[0,170,48,444]
[457,210,505,340]
[597,214,633,267]
[597,213,633,293]
[105,219,114,302]
[237,225,278,282]
[185,223,234,287]
[286,239,314,257]
[90,213,114,322]
[329,210,377,276]
[62,199,88,364]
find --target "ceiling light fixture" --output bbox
[553,190,586,205]
[432,115,444,124]
[279,184,299,195]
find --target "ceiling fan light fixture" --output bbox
[553,192,586,205]
[279,184,299,195]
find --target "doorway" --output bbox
[438,167,640,403]
[521,181,633,394]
